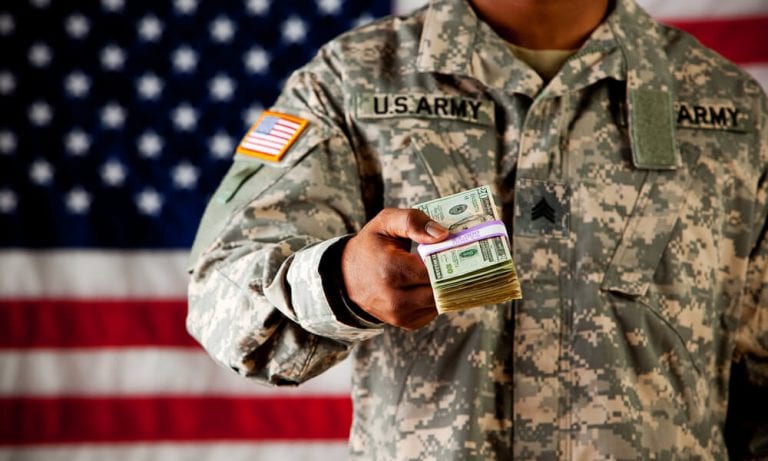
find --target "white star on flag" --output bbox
[101,160,127,186]
[353,13,375,27]
[29,160,54,185]
[0,71,15,95]
[65,129,91,156]
[65,71,91,98]
[138,15,163,42]
[137,131,164,158]
[210,16,236,43]
[209,74,236,101]
[101,44,126,71]
[101,102,127,129]
[0,131,16,155]
[245,47,270,74]
[30,0,51,9]
[242,104,264,128]
[174,0,198,15]
[282,16,308,43]
[318,0,343,15]
[0,189,17,213]
[171,103,198,131]
[65,187,92,214]
[209,132,235,159]
[246,0,270,16]
[0,14,14,35]
[29,42,52,67]
[65,14,90,39]
[101,0,125,13]
[137,72,164,100]
[28,101,53,126]
[135,188,163,215]
[172,162,200,189]
[172,45,198,73]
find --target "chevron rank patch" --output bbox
[236,110,309,163]
[514,179,570,239]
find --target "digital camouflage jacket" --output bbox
[187,0,768,459]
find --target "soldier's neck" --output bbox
[470,0,611,50]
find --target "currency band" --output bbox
[417,220,508,258]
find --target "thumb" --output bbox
[375,208,449,244]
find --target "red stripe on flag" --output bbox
[0,396,352,444]
[665,16,768,64]
[0,299,198,348]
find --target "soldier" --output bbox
[187,0,768,459]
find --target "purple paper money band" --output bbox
[417,220,509,258]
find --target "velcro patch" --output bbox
[236,111,309,162]
[675,101,751,133]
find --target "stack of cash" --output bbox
[415,185,522,313]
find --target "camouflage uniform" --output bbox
[187,0,768,459]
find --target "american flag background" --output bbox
[0,0,766,459]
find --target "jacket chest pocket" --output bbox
[376,122,500,208]
[353,92,499,207]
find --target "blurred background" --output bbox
[0,0,766,460]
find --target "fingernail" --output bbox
[425,221,447,238]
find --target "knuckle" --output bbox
[380,270,401,286]
[376,207,396,223]
[377,263,396,284]
[379,255,408,286]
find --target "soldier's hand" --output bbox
[341,208,449,330]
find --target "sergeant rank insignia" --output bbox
[236,110,309,162]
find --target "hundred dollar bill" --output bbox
[415,185,522,313]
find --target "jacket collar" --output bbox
[416,0,678,169]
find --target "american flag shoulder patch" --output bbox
[236,111,309,163]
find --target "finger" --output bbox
[375,208,448,245]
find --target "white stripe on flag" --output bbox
[248,131,291,142]
[241,141,282,155]
[0,349,351,396]
[272,125,297,136]
[0,250,188,298]
[0,442,349,461]
[276,119,301,129]
[744,64,768,93]
[637,0,768,19]
[244,135,287,149]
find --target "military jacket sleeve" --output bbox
[186,44,383,385]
